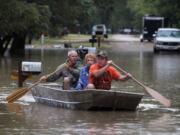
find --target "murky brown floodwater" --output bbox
[0,35,180,135]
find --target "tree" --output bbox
[127,0,180,28]
[0,0,51,56]
[110,0,135,32]
[93,0,114,26]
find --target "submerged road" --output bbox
[0,34,180,135]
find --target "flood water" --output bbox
[0,36,180,134]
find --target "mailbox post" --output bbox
[97,35,101,48]
[90,24,108,48]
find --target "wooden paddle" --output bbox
[112,63,171,107]
[6,80,41,103]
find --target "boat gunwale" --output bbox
[36,84,144,96]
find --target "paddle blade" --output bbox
[145,86,171,107]
[6,87,29,103]
[6,87,27,100]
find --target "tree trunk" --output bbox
[0,36,11,56]
[10,33,26,56]
[27,31,33,45]
[0,38,5,55]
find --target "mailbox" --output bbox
[11,61,42,87]
[21,61,42,74]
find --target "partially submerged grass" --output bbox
[31,34,111,49]
[32,34,90,45]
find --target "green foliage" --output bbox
[0,0,51,35]
[110,0,134,31]
[127,0,180,28]
[0,0,180,37]
[93,0,114,25]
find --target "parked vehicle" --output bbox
[92,24,108,39]
[153,28,180,53]
[140,15,165,42]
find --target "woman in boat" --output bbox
[75,53,96,90]
[39,50,80,90]
[87,50,131,90]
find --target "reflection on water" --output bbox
[0,102,179,134]
[0,48,180,134]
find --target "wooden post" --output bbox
[97,36,101,48]
[18,62,30,87]
[91,42,94,47]
[18,64,23,87]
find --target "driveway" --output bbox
[109,34,153,52]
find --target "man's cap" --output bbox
[97,50,108,58]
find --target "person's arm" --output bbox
[118,73,132,81]
[39,75,48,82]
[110,66,132,82]
[93,60,112,77]
[67,65,80,78]
[39,64,65,82]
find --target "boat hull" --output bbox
[31,84,144,111]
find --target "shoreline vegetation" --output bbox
[27,34,112,50]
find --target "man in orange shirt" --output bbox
[87,50,131,90]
